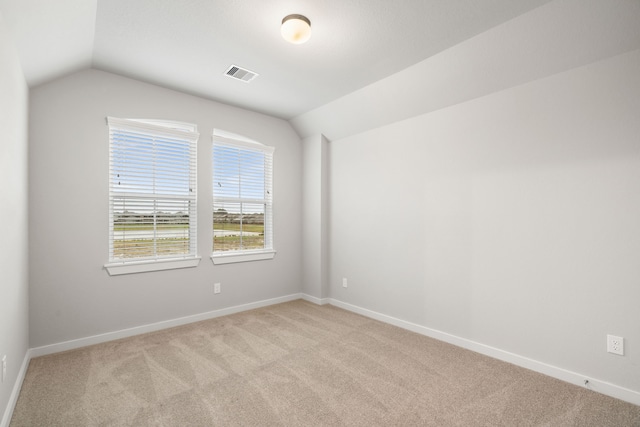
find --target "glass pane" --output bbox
[213,202,264,252]
[213,202,241,252]
[239,150,265,199]
[213,145,240,199]
[112,198,191,259]
[111,132,192,196]
[213,144,266,200]
[241,203,265,250]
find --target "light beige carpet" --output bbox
[10,300,640,426]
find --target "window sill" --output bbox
[105,257,201,276]
[211,250,276,265]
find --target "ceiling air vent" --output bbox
[224,65,258,83]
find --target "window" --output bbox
[212,131,275,264]
[105,117,199,275]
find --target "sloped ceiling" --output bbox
[0,0,97,86]
[292,0,640,140]
[1,0,553,119]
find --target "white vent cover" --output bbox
[224,65,258,83]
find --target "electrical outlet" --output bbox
[342,278,348,288]
[214,282,221,294]
[607,335,624,355]
[2,355,6,382]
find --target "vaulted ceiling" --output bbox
[0,0,555,119]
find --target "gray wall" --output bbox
[302,134,329,299]
[329,50,640,392]
[29,69,302,348]
[0,12,29,424]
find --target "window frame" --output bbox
[104,117,200,276]
[211,131,276,265]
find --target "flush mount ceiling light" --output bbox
[281,14,311,44]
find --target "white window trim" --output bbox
[105,257,201,276]
[106,117,199,275]
[210,250,276,265]
[212,130,275,262]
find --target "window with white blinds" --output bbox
[106,117,199,273]
[212,131,275,263]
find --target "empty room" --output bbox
[1,0,640,425]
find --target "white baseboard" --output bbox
[1,349,31,427]
[301,293,330,305]
[327,298,640,407]
[30,293,303,358]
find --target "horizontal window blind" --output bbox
[108,117,198,262]
[212,134,274,254]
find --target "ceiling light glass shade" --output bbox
[281,14,311,44]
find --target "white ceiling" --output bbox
[0,0,555,119]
